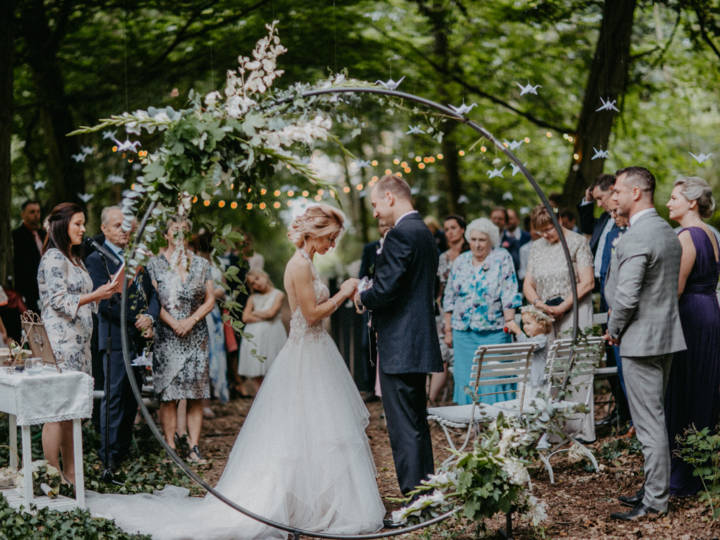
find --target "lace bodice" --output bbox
[289,250,330,341]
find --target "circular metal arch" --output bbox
[119,86,578,539]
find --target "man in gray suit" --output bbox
[604,166,686,520]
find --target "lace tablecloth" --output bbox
[0,369,93,425]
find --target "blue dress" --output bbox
[665,227,720,496]
[443,249,521,404]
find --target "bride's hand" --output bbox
[339,278,359,298]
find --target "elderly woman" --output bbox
[523,204,594,337]
[443,218,522,405]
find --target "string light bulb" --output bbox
[259,202,267,210]
[437,153,444,160]
[260,188,267,195]
[203,200,210,207]
[230,201,238,209]
[273,201,281,209]
[343,186,351,193]
[273,190,281,197]
[218,200,226,208]
[302,190,309,197]
[246,203,253,210]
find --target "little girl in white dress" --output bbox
[238,269,287,394]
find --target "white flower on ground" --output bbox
[526,494,548,526]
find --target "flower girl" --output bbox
[238,269,287,394]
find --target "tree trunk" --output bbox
[561,0,637,206]
[0,0,15,287]
[19,0,85,206]
[418,0,463,216]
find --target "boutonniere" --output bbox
[502,241,510,248]
[376,237,385,255]
[611,236,621,248]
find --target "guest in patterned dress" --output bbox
[443,218,522,405]
[523,204,595,337]
[148,218,216,463]
[38,202,120,484]
[428,215,469,405]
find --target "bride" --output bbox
[87,204,385,539]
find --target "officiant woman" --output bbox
[37,202,119,484]
[442,218,522,405]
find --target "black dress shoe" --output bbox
[383,518,404,529]
[618,487,644,507]
[611,502,665,521]
[596,408,618,427]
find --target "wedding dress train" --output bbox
[86,262,385,539]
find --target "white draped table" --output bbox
[0,368,93,511]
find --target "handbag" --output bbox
[20,311,61,372]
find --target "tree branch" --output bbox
[695,6,720,62]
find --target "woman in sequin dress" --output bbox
[148,218,216,462]
[38,202,119,484]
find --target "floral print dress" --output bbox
[37,248,96,374]
[148,253,211,401]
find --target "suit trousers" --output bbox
[100,350,140,468]
[379,370,434,495]
[622,354,673,512]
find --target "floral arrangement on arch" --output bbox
[391,413,548,531]
[71,20,364,285]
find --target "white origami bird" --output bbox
[107,174,125,185]
[428,194,440,203]
[516,82,541,96]
[448,102,477,116]
[510,163,522,176]
[406,125,425,135]
[457,195,469,204]
[689,152,712,164]
[71,153,86,162]
[354,159,371,168]
[591,147,609,160]
[410,187,420,195]
[503,140,524,150]
[487,167,505,179]
[502,191,513,201]
[596,97,619,112]
[33,181,46,190]
[81,145,93,155]
[375,76,405,90]
[114,138,142,153]
[102,130,117,140]
[77,193,94,203]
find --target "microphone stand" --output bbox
[99,251,122,486]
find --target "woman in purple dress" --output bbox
[666,176,720,496]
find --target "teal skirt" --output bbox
[452,329,513,405]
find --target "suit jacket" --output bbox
[605,209,686,357]
[589,212,611,255]
[12,225,46,313]
[360,213,443,374]
[359,240,380,279]
[86,248,160,353]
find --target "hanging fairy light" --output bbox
[230,201,238,209]
[287,190,294,197]
[356,183,363,190]
[343,186,351,193]
[260,188,267,195]
[246,203,253,210]
[203,200,210,207]
[218,200,226,208]
[259,202,267,210]
[458,150,465,156]
[273,201,281,209]
[273,190,281,197]
[302,190,309,197]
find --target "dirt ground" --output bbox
[196,394,718,539]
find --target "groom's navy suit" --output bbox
[361,212,443,494]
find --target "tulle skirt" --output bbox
[87,329,385,539]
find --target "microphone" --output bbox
[85,237,122,267]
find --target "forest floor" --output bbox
[196,392,719,540]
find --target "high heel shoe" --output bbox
[173,433,190,458]
[187,445,208,465]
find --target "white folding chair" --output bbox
[427,342,535,456]
[533,336,604,483]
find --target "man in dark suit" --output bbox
[86,206,160,472]
[358,219,392,399]
[12,200,45,314]
[578,173,616,260]
[358,175,443,502]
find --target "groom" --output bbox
[357,175,443,499]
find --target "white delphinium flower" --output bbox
[525,494,548,526]
[502,457,530,486]
[390,509,406,525]
[205,91,221,107]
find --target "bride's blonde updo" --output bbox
[287,204,345,248]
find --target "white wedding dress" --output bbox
[86,254,385,539]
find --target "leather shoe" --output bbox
[611,502,665,521]
[383,518,404,529]
[618,487,644,507]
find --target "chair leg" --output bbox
[539,452,555,485]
